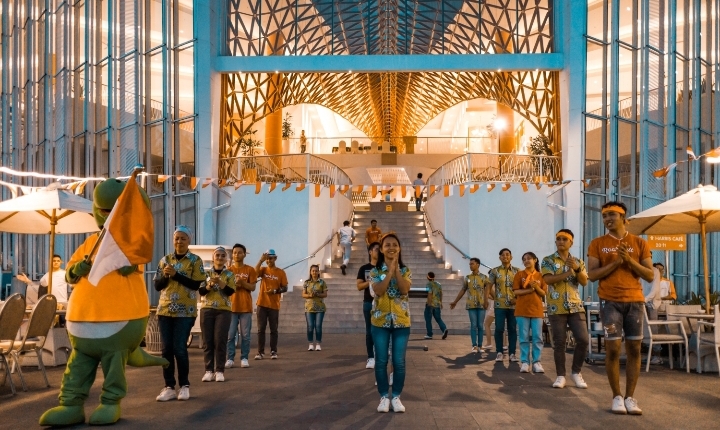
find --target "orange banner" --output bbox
[487,184,495,192]
[401,186,407,198]
[521,183,528,192]
[330,184,336,198]
[282,182,291,191]
[268,182,277,193]
[443,185,450,197]
[429,185,436,195]
[296,183,306,191]
[315,183,321,197]
[502,183,511,191]
[458,185,465,197]
[470,184,479,193]
[371,185,377,197]
[255,182,262,194]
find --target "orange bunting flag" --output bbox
[415,185,422,198]
[76,181,88,195]
[687,146,698,160]
[429,185,436,195]
[443,185,450,197]
[371,185,378,197]
[330,184,336,198]
[296,183,306,191]
[583,179,592,187]
[458,185,465,197]
[401,186,407,198]
[201,178,213,188]
[652,163,677,178]
[521,183,528,192]
[470,184,479,193]
[268,182,277,193]
[158,175,170,183]
[255,182,262,194]
[315,183,322,197]
[535,183,542,190]
[487,184,495,192]
[355,185,364,194]
[282,182,291,191]
[190,177,199,190]
[340,185,349,194]
[234,181,244,190]
[88,172,153,286]
[706,147,720,158]
[175,174,185,181]
[502,183,511,191]
[217,179,226,188]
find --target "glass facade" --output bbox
[584,0,719,297]
[0,0,196,284]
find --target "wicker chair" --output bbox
[0,293,27,394]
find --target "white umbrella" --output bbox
[627,184,720,313]
[0,189,99,294]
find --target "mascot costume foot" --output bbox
[40,177,168,426]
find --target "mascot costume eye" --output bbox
[39,178,168,426]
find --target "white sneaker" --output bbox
[552,376,566,388]
[225,359,234,369]
[202,371,214,382]
[156,386,177,402]
[624,397,642,415]
[391,397,405,413]
[571,373,587,389]
[520,363,530,373]
[389,372,393,386]
[509,354,520,362]
[240,359,249,368]
[315,344,322,351]
[377,396,390,413]
[254,353,264,360]
[532,362,545,373]
[611,395,627,414]
[177,385,190,401]
[215,372,225,382]
[471,346,479,353]
[308,343,315,351]
[366,358,376,369]
[495,352,504,362]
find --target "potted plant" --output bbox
[235,129,262,182]
[282,112,294,153]
[528,135,554,182]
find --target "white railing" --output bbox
[282,136,489,155]
[426,153,562,186]
[221,154,352,186]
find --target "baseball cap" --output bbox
[267,249,277,256]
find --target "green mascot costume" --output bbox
[39,178,168,426]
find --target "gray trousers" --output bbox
[548,312,589,376]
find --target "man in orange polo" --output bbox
[226,243,257,369]
[587,201,653,416]
[254,249,288,360]
[365,219,382,247]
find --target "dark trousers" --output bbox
[200,308,232,372]
[363,301,374,358]
[257,305,279,354]
[158,315,196,388]
[548,312,589,376]
[415,195,422,211]
[494,308,517,355]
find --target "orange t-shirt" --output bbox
[256,266,288,310]
[587,233,651,302]
[66,233,149,322]
[365,227,382,244]
[512,270,547,318]
[229,264,258,313]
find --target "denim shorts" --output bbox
[599,300,644,341]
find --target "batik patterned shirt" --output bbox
[541,252,586,315]
[463,273,489,309]
[426,280,443,308]
[489,265,521,309]
[200,268,236,311]
[303,278,328,313]
[154,252,206,318]
[370,263,412,328]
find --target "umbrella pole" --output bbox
[48,209,56,296]
[700,217,711,314]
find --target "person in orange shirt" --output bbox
[365,220,382,247]
[254,249,288,360]
[226,243,257,369]
[588,201,653,416]
[512,252,547,374]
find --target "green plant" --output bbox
[282,112,294,139]
[528,135,553,157]
[682,291,720,306]
[236,129,262,156]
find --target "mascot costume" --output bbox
[40,177,168,426]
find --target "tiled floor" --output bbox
[1,332,718,429]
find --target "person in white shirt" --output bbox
[642,267,663,364]
[17,254,70,306]
[336,220,356,276]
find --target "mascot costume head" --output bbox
[40,177,167,426]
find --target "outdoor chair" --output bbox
[7,294,57,390]
[0,293,27,395]
[642,304,689,372]
[695,304,720,375]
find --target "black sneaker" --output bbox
[442,329,449,340]
[341,265,346,275]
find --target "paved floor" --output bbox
[1,333,718,429]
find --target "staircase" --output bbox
[278,210,471,334]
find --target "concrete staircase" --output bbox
[278,210,471,334]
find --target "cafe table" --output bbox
[666,311,715,335]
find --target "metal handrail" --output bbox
[423,210,493,270]
[282,206,355,271]
[426,152,562,187]
[220,154,352,186]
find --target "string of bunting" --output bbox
[652,146,720,178]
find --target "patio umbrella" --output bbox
[627,184,720,313]
[0,189,99,294]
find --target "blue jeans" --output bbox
[424,305,447,337]
[363,302,374,358]
[467,308,486,347]
[158,315,196,388]
[306,312,325,342]
[227,312,253,361]
[371,326,410,398]
[415,195,423,211]
[517,316,543,364]
[494,308,517,355]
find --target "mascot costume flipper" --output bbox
[40,176,168,426]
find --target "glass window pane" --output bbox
[175,0,193,45]
[176,46,193,116]
[175,194,196,242]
